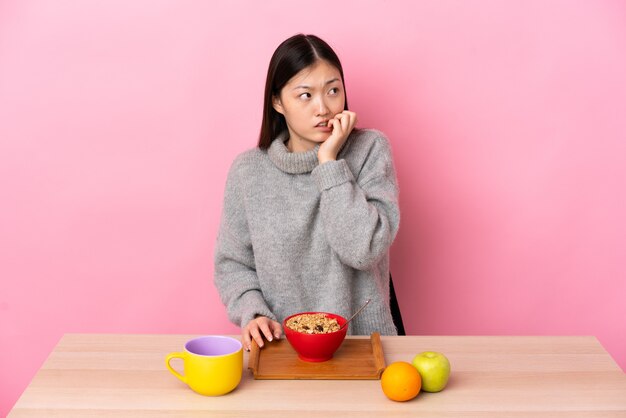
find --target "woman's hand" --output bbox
[318,110,357,164]
[242,316,283,351]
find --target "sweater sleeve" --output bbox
[311,133,400,270]
[213,157,277,328]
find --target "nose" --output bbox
[315,96,329,116]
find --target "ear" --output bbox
[272,95,284,115]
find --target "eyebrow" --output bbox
[293,78,340,90]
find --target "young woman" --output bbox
[214,34,400,351]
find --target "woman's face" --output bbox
[273,60,345,151]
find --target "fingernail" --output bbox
[268,337,273,342]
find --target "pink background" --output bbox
[1,0,625,414]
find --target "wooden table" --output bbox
[8,334,626,417]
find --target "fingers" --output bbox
[249,325,265,349]
[242,320,264,351]
[243,317,283,351]
[270,320,283,339]
[339,111,357,131]
[331,111,357,136]
[332,113,345,134]
[257,319,275,342]
[242,328,252,352]
[328,117,339,135]
[318,111,357,164]
[335,113,348,132]
[346,111,357,130]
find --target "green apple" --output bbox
[411,351,450,392]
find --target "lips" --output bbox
[315,120,329,127]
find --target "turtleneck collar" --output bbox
[267,132,320,174]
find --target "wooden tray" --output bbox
[248,332,385,380]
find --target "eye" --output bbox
[329,87,340,95]
[299,92,311,100]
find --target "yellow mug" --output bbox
[165,335,243,396]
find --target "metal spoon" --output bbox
[339,299,371,331]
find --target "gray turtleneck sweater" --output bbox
[214,129,400,335]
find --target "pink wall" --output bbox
[1,0,625,414]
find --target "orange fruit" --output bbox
[381,361,421,402]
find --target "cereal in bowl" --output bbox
[286,313,341,334]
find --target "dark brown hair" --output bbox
[258,34,349,149]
